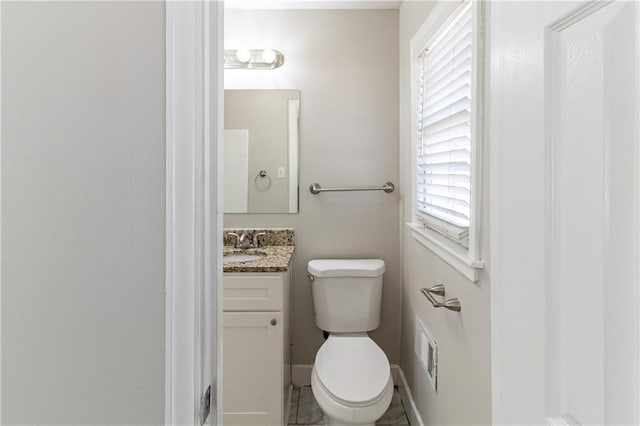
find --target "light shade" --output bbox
[235,49,251,63]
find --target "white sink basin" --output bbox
[224,253,264,263]
[223,249,267,263]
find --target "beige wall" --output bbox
[224,9,400,364]
[1,2,166,424]
[225,90,298,213]
[398,1,492,424]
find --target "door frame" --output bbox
[0,1,4,422]
[165,1,223,425]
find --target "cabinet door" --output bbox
[223,312,283,426]
[223,273,284,311]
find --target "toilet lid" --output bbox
[314,336,390,406]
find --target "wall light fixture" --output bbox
[224,49,285,69]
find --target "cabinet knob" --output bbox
[270,319,277,326]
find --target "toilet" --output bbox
[307,259,393,426]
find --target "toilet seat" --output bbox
[314,335,391,407]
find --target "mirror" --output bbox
[224,89,300,213]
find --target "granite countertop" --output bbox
[223,245,294,273]
[223,228,295,273]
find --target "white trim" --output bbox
[225,0,401,10]
[396,367,425,426]
[165,2,220,424]
[165,3,198,422]
[488,0,503,419]
[210,2,225,424]
[409,0,485,282]
[407,223,483,282]
[468,0,485,265]
[0,1,3,421]
[288,100,300,213]
[283,385,294,426]
[389,364,401,385]
[637,3,640,420]
[292,364,313,386]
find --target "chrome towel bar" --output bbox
[309,181,395,195]
[420,284,462,312]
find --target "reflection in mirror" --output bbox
[224,90,300,214]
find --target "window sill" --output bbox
[406,222,484,283]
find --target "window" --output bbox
[409,0,484,281]
[417,2,472,247]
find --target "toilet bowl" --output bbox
[311,334,393,426]
[307,259,392,426]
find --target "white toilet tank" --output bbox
[307,259,385,333]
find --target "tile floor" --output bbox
[288,385,410,426]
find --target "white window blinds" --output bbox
[416,3,473,246]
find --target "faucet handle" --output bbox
[252,232,267,247]
[227,232,240,248]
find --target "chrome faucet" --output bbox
[227,232,251,249]
[227,231,267,249]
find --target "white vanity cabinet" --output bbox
[223,269,291,426]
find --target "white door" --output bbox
[223,311,283,426]
[1,2,168,424]
[490,1,639,424]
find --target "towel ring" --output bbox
[255,170,272,192]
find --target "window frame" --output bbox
[408,0,485,282]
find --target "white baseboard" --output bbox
[292,364,313,386]
[283,384,293,426]
[396,367,425,426]
[390,364,401,385]
[291,364,423,426]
